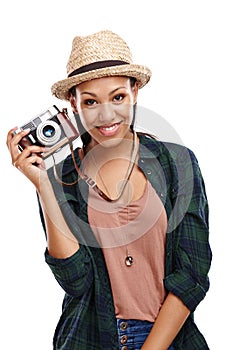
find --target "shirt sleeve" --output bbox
[45,245,93,297]
[164,149,212,312]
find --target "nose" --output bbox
[98,103,115,124]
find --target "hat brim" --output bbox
[51,64,152,101]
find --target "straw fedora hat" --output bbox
[51,30,152,100]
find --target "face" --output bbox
[70,76,139,148]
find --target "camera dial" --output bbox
[36,120,62,146]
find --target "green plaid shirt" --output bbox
[41,134,212,349]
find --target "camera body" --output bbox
[14,105,79,158]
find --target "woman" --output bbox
[7,30,212,349]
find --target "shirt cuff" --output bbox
[164,270,209,312]
[45,245,93,297]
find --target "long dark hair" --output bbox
[69,77,137,148]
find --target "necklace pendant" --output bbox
[125,255,134,267]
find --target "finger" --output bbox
[38,159,46,170]
[7,130,30,165]
[6,128,30,154]
[13,145,45,167]
[14,152,44,171]
[22,144,46,155]
[7,126,18,137]
[9,141,42,169]
[9,128,30,146]
[6,127,19,147]
[7,126,27,141]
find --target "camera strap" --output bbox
[52,142,115,201]
[52,131,138,202]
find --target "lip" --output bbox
[97,122,121,136]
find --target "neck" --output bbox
[82,130,139,201]
[86,130,136,163]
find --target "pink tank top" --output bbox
[88,181,167,322]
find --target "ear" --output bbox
[69,94,78,114]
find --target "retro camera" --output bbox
[13,105,79,159]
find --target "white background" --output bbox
[1,1,232,349]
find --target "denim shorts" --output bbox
[117,319,175,350]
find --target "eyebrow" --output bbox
[80,86,126,97]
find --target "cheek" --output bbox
[114,103,134,121]
[79,103,134,128]
[120,104,134,124]
[79,109,95,129]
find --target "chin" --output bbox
[90,126,133,148]
[95,136,126,149]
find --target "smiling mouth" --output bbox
[97,122,121,136]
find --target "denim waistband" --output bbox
[117,319,175,350]
[117,319,154,350]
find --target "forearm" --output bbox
[141,292,190,350]
[6,129,79,259]
[38,173,79,259]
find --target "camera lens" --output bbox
[36,120,62,146]
[42,125,55,138]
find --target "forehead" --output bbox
[76,76,131,92]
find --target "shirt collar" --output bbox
[138,133,162,159]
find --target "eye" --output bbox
[113,94,125,102]
[84,99,97,106]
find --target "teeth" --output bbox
[102,125,115,131]
[101,124,117,131]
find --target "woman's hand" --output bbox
[141,293,190,350]
[6,127,48,190]
[7,126,80,257]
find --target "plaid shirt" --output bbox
[42,134,212,349]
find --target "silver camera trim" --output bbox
[36,119,62,146]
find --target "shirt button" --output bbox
[121,335,128,344]
[120,321,128,330]
[146,169,152,175]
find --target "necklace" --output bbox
[89,131,138,202]
[89,131,138,266]
[124,184,134,267]
[54,131,138,204]
[125,250,134,266]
